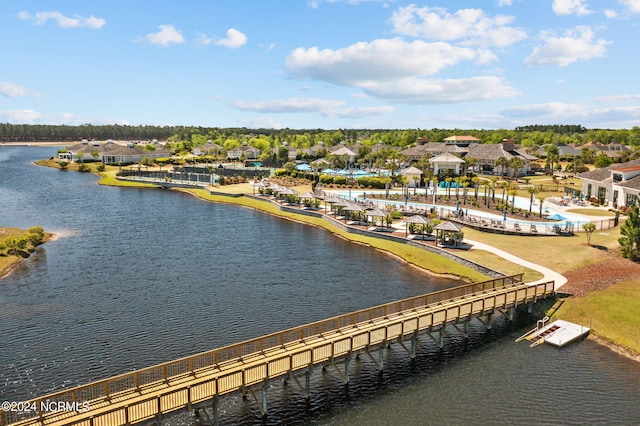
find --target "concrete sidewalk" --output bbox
[465,239,567,289]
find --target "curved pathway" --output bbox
[464,238,567,289]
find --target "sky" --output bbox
[2,0,640,130]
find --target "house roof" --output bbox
[443,135,480,142]
[331,146,357,156]
[429,153,465,164]
[402,166,423,175]
[614,165,640,173]
[615,175,640,190]
[577,159,640,182]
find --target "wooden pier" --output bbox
[1,274,555,426]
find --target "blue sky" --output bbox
[2,0,640,129]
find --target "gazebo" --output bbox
[366,208,388,229]
[404,215,431,238]
[433,221,464,247]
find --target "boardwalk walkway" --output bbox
[2,275,555,426]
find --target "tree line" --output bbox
[3,123,640,151]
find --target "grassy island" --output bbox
[0,226,50,279]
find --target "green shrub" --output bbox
[334,175,347,185]
[320,174,334,184]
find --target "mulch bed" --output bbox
[560,249,640,297]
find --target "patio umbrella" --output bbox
[547,213,566,221]
[404,215,430,237]
[296,163,311,171]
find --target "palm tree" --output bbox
[527,186,537,213]
[445,177,453,199]
[583,223,596,245]
[461,178,470,205]
[509,188,518,213]
[485,180,494,208]
[495,156,509,177]
[472,176,480,200]
[453,177,461,200]
[509,157,524,178]
[538,196,545,217]
[619,204,640,261]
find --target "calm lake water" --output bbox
[1,146,639,425]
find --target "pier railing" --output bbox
[1,274,523,425]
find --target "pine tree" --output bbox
[619,204,640,261]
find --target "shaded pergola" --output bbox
[342,203,365,223]
[366,208,389,229]
[298,191,317,208]
[404,214,431,238]
[433,221,464,247]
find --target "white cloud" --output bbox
[500,98,640,128]
[359,76,521,104]
[389,6,527,48]
[552,0,592,15]
[232,97,393,119]
[524,26,609,67]
[145,25,184,46]
[233,97,345,113]
[604,9,618,18]
[0,109,94,124]
[498,0,514,6]
[619,0,640,13]
[0,82,37,97]
[309,0,397,6]
[239,116,283,129]
[214,28,248,49]
[17,11,105,29]
[197,28,247,49]
[327,105,394,118]
[286,38,478,86]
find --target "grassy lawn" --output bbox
[460,227,620,274]
[456,249,544,282]
[557,280,640,354]
[565,208,616,217]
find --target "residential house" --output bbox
[192,141,224,156]
[58,140,169,165]
[227,142,261,160]
[577,159,640,207]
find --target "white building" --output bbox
[577,159,640,208]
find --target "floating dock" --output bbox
[517,318,590,348]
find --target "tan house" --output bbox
[227,143,261,160]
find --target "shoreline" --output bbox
[22,159,640,363]
[172,187,640,364]
[173,187,470,282]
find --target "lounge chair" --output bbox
[530,224,538,233]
